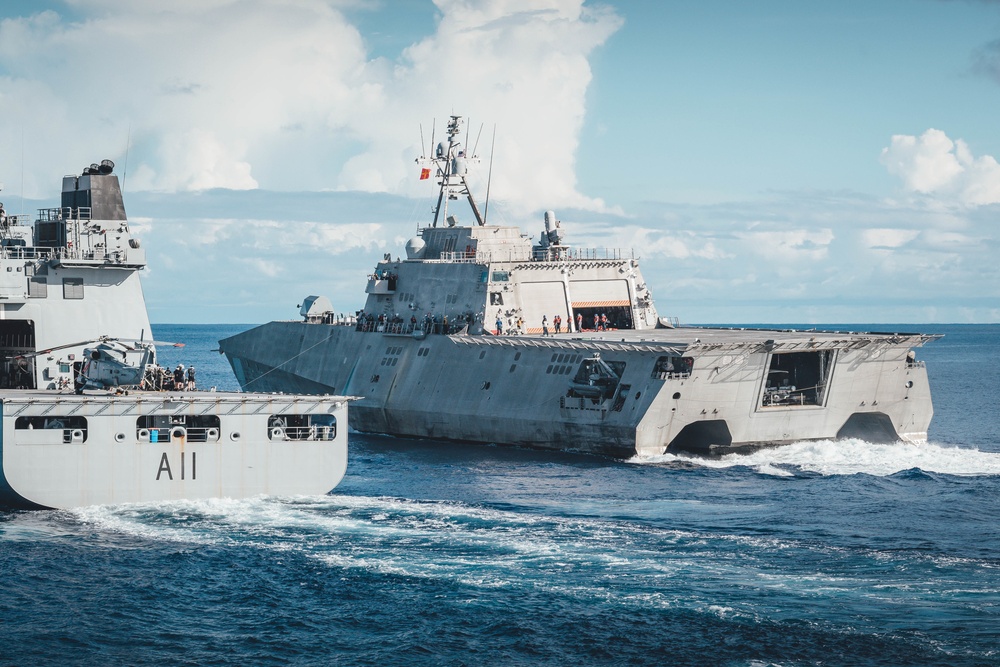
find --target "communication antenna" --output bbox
[121,123,131,194]
[19,129,25,217]
[429,118,436,158]
[471,123,484,158]
[419,123,426,158]
[483,125,496,226]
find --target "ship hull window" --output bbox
[760,350,835,408]
[136,415,222,443]
[267,414,337,441]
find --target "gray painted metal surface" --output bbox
[219,116,939,457]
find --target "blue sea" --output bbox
[1,324,998,666]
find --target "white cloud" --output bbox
[733,228,834,263]
[0,0,621,215]
[880,128,1000,205]
[860,228,920,250]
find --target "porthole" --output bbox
[114,432,126,443]
[635,392,642,400]
[231,432,241,442]
[482,381,491,390]
[479,351,486,359]
[673,392,681,400]
[905,380,914,388]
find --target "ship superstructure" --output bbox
[0,162,349,509]
[220,116,939,457]
[0,161,151,390]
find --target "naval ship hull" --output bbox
[221,321,936,458]
[0,391,348,509]
[219,114,938,458]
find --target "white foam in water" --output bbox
[631,439,1000,477]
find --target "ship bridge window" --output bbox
[136,415,222,443]
[267,414,337,441]
[760,350,835,408]
[492,271,509,282]
[15,415,88,444]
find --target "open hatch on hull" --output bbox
[760,350,835,408]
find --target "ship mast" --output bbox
[421,116,485,227]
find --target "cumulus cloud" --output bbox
[0,0,621,214]
[880,128,1000,205]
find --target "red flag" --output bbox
[419,168,430,180]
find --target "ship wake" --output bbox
[630,438,1000,477]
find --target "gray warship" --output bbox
[0,163,348,509]
[219,116,939,457]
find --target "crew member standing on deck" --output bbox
[554,315,561,334]
[542,316,549,337]
[186,366,196,391]
[576,313,583,333]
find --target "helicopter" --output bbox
[16,336,184,393]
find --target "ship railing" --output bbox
[144,427,221,443]
[436,247,636,264]
[0,244,132,263]
[560,395,607,414]
[0,246,55,260]
[653,371,691,381]
[0,214,33,226]
[437,249,534,263]
[357,320,416,334]
[273,425,337,441]
[438,250,481,263]
[355,319,465,335]
[36,206,92,222]
[534,247,635,262]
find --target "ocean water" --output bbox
[1,324,997,666]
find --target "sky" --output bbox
[1,0,999,324]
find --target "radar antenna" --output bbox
[419,115,485,227]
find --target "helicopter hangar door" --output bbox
[569,279,633,330]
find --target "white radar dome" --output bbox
[405,236,427,259]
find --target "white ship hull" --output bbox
[0,391,348,509]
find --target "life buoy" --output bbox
[270,427,285,440]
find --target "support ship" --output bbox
[0,161,348,508]
[219,116,939,458]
